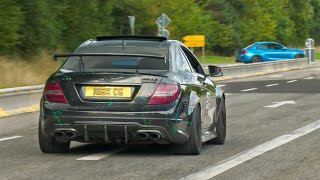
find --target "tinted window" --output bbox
[60,56,168,72]
[273,44,283,49]
[257,44,269,50]
[180,46,205,75]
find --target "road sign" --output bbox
[183,35,205,42]
[156,13,171,28]
[183,35,205,47]
[305,38,315,48]
[184,41,205,47]
[183,35,206,62]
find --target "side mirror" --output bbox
[208,65,223,77]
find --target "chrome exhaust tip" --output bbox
[54,131,65,142]
[65,131,77,139]
[149,133,161,140]
[137,132,149,140]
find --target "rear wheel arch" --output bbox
[173,104,202,155]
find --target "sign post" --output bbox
[183,35,206,63]
[156,13,171,38]
[128,16,135,35]
[305,38,315,65]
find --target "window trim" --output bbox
[179,45,205,76]
[177,46,194,72]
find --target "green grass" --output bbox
[201,56,236,64]
[315,51,320,61]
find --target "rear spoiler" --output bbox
[53,52,165,61]
[96,36,167,42]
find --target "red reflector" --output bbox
[44,82,68,104]
[241,50,248,55]
[148,84,181,104]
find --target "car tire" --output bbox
[38,118,70,153]
[251,56,262,63]
[295,54,304,58]
[173,106,202,155]
[207,98,226,145]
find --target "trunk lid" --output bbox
[55,72,163,111]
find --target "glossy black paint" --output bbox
[40,38,225,144]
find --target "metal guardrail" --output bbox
[0,58,315,95]
[0,85,44,95]
[208,58,313,81]
[223,58,308,73]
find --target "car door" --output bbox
[268,43,290,60]
[264,43,279,61]
[179,46,217,132]
[274,43,292,59]
[255,44,270,61]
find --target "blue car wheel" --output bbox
[251,56,262,63]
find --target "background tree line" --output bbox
[1,0,320,57]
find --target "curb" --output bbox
[0,104,40,118]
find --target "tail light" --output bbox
[148,84,181,104]
[44,82,68,104]
[241,50,248,55]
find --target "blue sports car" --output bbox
[236,42,305,63]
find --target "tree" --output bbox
[61,0,116,51]
[0,0,23,54]
[288,0,314,45]
[310,0,320,42]
[16,0,61,56]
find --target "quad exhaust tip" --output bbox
[137,132,149,140]
[149,133,160,140]
[54,130,77,142]
[137,131,161,140]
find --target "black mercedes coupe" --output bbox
[38,36,226,155]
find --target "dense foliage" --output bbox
[0,0,319,56]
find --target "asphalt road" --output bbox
[1,67,320,180]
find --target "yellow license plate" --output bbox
[85,86,132,98]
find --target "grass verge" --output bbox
[202,56,236,64]
[0,54,60,89]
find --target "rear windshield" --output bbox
[244,44,255,49]
[60,56,168,73]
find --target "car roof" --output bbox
[74,36,179,57]
[255,42,281,45]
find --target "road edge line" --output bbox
[181,119,320,180]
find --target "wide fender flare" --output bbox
[215,87,225,113]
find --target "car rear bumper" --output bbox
[40,108,193,144]
[239,55,252,63]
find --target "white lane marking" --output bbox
[225,93,231,96]
[264,100,296,108]
[76,148,124,161]
[265,83,279,87]
[287,80,297,83]
[241,88,258,92]
[218,85,226,88]
[312,68,320,71]
[181,119,320,180]
[304,77,315,80]
[0,136,23,142]
[269,75,283,78]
